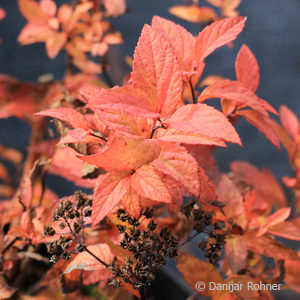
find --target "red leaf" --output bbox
[40,0,57,17]
[58,128,105,145]
[265,207,291,228]
[285,259,300,294]
[177,252,223,297]
[93,109,153,137]
[268,222,300,241]
[168,5,218,24]
[230,161,286,208]
[164,103,241,146]
[195,16,246,62]
[216,175,246,229]
[198,80,268,117]
[151,142,200,196]
[82,85,158,118]
[151,16,195,72]
[280,105,299,139]
[103,0,126,17]
[35,108,89,130]
[131,165,172,203]
[64,244,114,273]
[18,22,52,45]
[236,110,280,149]
[49,147,95,189]
[92,173,129,226]
[235,45,260,92]
[244,231,297,260]
[121,187,141,219]
[45,31,67,59]
[131,25,183,118]
[225,235,248,273]
[156,128,228,146]
[18,0,48,21]
[20,176,32,210]
[81,133,160,171]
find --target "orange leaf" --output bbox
[280,105,299,139]
[18,22,52,45]
[151,16,195,72]
[225,235,248,273]
[131,165,172,203]
[164,103,241,146]
[35,107,89,130]
[103,0,126,17]
[198,80,268,117]
[45,31,67,58]
[0,8,6,20]
[151,142,200,196]
[195,16,246,62]
[221,0,241,18]
[40,0,57,17]
[73,59,103,74]
[58,128,105,145]
[230,161,286,208]
[216,175,246,228]
[93,109,153,137]
[131,25,183,118]
[92,173,129,226]
[285,258,300,293]
[268,221,300,241]
[177,252,223,297]
[270,119,294,156]
[121,187,141,219]
[81,133,160,171]
[265,207,291,228]
[156,128,228,146]
[235,45,260,92]
[18,0,48,21]
[168,5,218,24]
[82,85,158,118]
[244,231,297,260]
[236,110,280,149]
[49,147,95,189]
[64,243,114,273]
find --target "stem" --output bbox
[179,232,201,247]
[63,217,109,268]
[84,247,109,268]
[188,78,196,104]
[2,237,21,255]
[149,125,162,139]
[102,55,114,88]
[23,119,46,176]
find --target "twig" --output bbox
[180,232,201,247]
[188,78,196,104]
[2,237,21,255]
[63,217,109,268]
[102,55,114,88]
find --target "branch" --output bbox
[63,217,109,268]
[188,78,196,104]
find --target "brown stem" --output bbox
[179,232,201,247]
[63,217,109,268]
[23,119,46,176]
[188,78,196,104]
[2,237,21,255]
[102,55,114,88]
